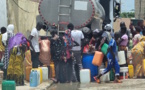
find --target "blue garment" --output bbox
[101,39,120,76]
[140,31,143,35]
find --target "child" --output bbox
[133,26,141,46]
[119,26,128,60]
[94,24,121,83]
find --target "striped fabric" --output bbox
[3,33,15,69]
[131,41,145,77]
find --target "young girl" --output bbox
[133,26,141,46]
[119,26,128,61]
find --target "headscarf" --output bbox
[2,24,14,46]
[7,24,14,33]
[8,33,27,53]
[64,29,73,47]
[65,29,71,37]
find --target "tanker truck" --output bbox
[37,0,106,34]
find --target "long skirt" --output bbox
[132,49,145,78]
[7,48,24,85]
[54,59,73,83]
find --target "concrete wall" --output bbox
[113,18,131,32]
[135,0,145,19]
[0,0,7,28]
[7,0,46,37]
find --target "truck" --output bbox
[37,0,106,34]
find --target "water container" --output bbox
[2,80,16,90]
[129,39,133,50]
[82,53,98,81]
[142,59,145,76]
[101,43,108,55]
[40,67,48,81]
[38,67,43,83]
[50,63,55,78]
[120,72,128,79]
[31,68,41,84]
[30,70,38,87]
[92,51,104,66]
[80,69,91,83]
[99,69,110,82]
[118,51,126,65]
[0,71,3,84]
[26,66,32,81]
[128,65,134,78]
[120,67,128,79]
[110,68,115,81]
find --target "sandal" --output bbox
[114,79,122,83]
[93,77,101,84]
[51,78,58,83]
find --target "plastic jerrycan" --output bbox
[92,51,104,66]
[101,43,108,55]
[80,69,91,83]
[2,80,16,90]
[110,68,115,81]
[0,71,3,84]
[26,66,32,81]
[118,51,126,65]
[30,70,38,87]
[128,65,134,78]
[31,68,41,84]
[142,59,145,76]
[40,67,48,81]
[38,67,43,83]
[50,63,55,78]
[100,68,110,82]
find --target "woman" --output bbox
[2,24,15,79]
[7,43,29,85]
[63,29,76,82]
[131,29,145,78]
[118,26,128,62]
[50,30,66,83]
[0,27,7,61]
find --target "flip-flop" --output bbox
[114,80,122,83]
[51,78,58,83]
[93,77,101,84]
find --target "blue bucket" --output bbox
[82,53,98,81]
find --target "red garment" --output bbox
[89,38,96,46]
[83,45,89,53]
[39,39,51,66]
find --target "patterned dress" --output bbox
[3,33,14,69]
[131,36,145,77]
[7,46,25,85]
[50,37,66,83]
[63,30,74,82]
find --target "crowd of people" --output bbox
[0,20,145,85]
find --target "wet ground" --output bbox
[48,79,145,90]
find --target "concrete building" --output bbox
[135,0,145,19]
[0,0,7,28]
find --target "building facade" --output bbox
[135,0,145,19]
[0,0,7,28]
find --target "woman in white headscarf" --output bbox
[2,24,15,79]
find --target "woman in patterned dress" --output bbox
[50,30,66,83]
[2,24,15,79]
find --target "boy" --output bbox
[94,24,122,83]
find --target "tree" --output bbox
[120,12,135,18]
